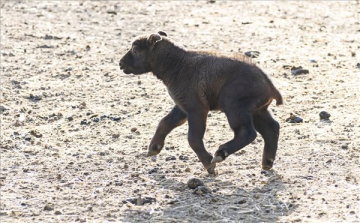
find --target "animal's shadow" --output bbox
[122,170,296,223]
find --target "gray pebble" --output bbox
[187,178,204,189]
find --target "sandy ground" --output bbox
[1,1,360,222]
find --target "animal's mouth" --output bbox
[119,64,132,74]
[122,69,132,74]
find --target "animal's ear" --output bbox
[158,31,167,37]
[147,33,162,50]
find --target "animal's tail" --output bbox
[273,88,283,106]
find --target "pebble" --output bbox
[131,127,137,132]
[109,116,121,121]
[112,134,120,139]
[187,178,204,189]
[291,66,309,75]
[319,111,331,120]
[286,113,303,123]
[92,117,99,122]
[179,155,189,160]
[44,204,54,211]
[80,119,88,125]
[165,156,176,161]
[29,94,42,101]
[245,51,260,58]
[0,105,8,114]
[54,210,62,215]
[67,116,73,121]
[148,168,158,174]
[30,130,43,138]
[123,196,156,205]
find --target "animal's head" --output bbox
[119,31,167,75]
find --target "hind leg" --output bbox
[253,109,280,170]
[212,102,257,163]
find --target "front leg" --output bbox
[148,105,187,156]
[187,110,216,174]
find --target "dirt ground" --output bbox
[1,1,360,222]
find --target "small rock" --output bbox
[100,115,108,120]
[80,119,88,125]
[187,178,204,189]
[92,117,99,122]
[356,63,360,69]
[24,135,32,141]
[54,210,62,215]
[110,116,121,121]
[234,199,247,204]
[112,133,120,139]
[79,102,86,109]
[291,66,309,75]
[319,111,331,120]
[29,94,42,101]
[85,45,91,51]
[67,116,73,121]
[341,144,349,150]
[286,113,303,123]
[179,155,189,160]
[193,186,212,195]
[131,127,137,132]
[65,67,73,72]
[148,168,158,174]
[30,130,42,138]
[107,10,117,15]
[245,51,260,58]
[123,196,156,205]
[165,156,176,161]
[44,34,62,40]
[44,204,54,211]
[0,105,8,114]
[309,59,317,63]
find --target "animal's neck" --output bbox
[151,42,187,86]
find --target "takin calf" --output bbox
[119,31,283,174]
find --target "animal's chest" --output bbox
[167,88,185,104]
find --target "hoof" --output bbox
[211,156,224,163]
[211,150,228,163]
[147,144,162,157]
[206,163,216,174]
[262,159,274,170]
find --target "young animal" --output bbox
[119,31,283,174]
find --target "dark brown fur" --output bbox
[120,31,283,173]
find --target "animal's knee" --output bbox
[188,135,203,149]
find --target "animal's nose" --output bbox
[119,61,123,69]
